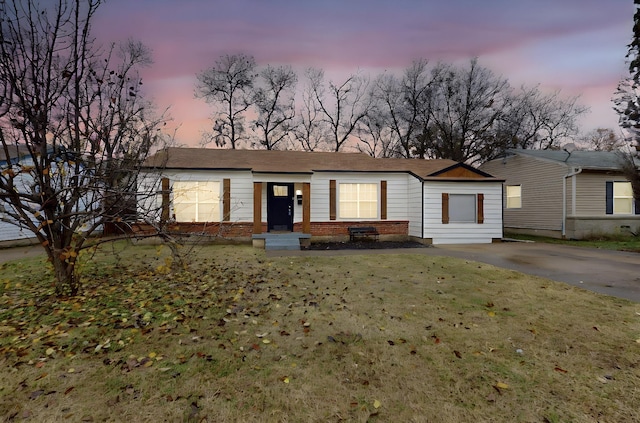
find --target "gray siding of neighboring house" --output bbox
[480,155,567,232]
[574,171,628,216]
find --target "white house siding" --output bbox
[480,155,566,231]
[0,220,36,243]
[139,170,255,223]
[407,176,423,238]
[309,172,410,222]
[423,181,502,244]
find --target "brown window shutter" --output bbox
[302,183,311,233]
[223,178,231,221]
[253,182,262,234]
[329,180,336,220]
[161,178,170,222]
[477,193,484,224]
[442,193,449,224]
[381,180,387,220]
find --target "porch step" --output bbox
[264,238,301,251]
[252,232,311,251]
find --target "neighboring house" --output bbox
[0,145,38,245]
[480,149,640,239]
[138,148,504,245]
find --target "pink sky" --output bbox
[93,0,632,146]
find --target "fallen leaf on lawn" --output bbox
[30,389,44,400]
[67,368,75,373]
[262,339,271,344]
[487,311,496,317]
[35,362,45,368]
[596,376,608,384]
[45,348,55,356]
[64,386,75,395]
[554,366,568,373]
[453,350,462,359]
[148,352,157,359]
[281,376,290,384]
[493,382,509,392]
[373,399,381,409]
[34,372,47,381]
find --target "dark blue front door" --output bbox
[267,183,294,231]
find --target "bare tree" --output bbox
[252,65,297,150]
[195,54,256,149]
[292,79,326,151]
[487,86,587,160]
[355,112,396,158]
[372,59,439,158]
[306,68,373,152]
[579,128,627,151]
[424,59,508,164]
[0,0,167,295]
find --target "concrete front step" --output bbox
[264,239,301,250]
[253,232,311,250]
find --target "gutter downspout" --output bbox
[562,166,582,238]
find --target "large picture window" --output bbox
[173,181,220,222]
[506,185,521,209]
[339,183,378,219]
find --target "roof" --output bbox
[143,148,499,180]
[506,149,640,171]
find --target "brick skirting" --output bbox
[132,220,409,241]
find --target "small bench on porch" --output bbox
[348,226,379,242]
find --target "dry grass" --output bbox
[1,243,639,422]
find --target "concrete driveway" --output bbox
[270,242,640,303]
[431,242,640,303]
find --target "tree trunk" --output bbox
[51,255,79,296]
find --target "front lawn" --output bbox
[1,243,639,422]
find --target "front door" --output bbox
[267,183,294,231]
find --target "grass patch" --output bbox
[1,243,639,422]
[506,232,640,253]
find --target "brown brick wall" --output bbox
[133,220,408,241]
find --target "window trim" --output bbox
[607,181,635,215]
[338,182,379,219]
[506,185,522,209]
[442,192,484,224]
[172,180,221,222]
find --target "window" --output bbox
[173,181,220,222]
[339,183,377,218]
[506,185,521,209]
[273,185,289,197]
[448,194,477,223]
[613,182,633,214]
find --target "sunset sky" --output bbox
[92,0,632,147]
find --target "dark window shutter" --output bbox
[161,178,170,222]
[477,193,484,224]
[605,181,613,215]
[329,180,336,220]
[635,196,640,215]
[442,193,449,224]
[381,181,387,220]
[223,178,231,221]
